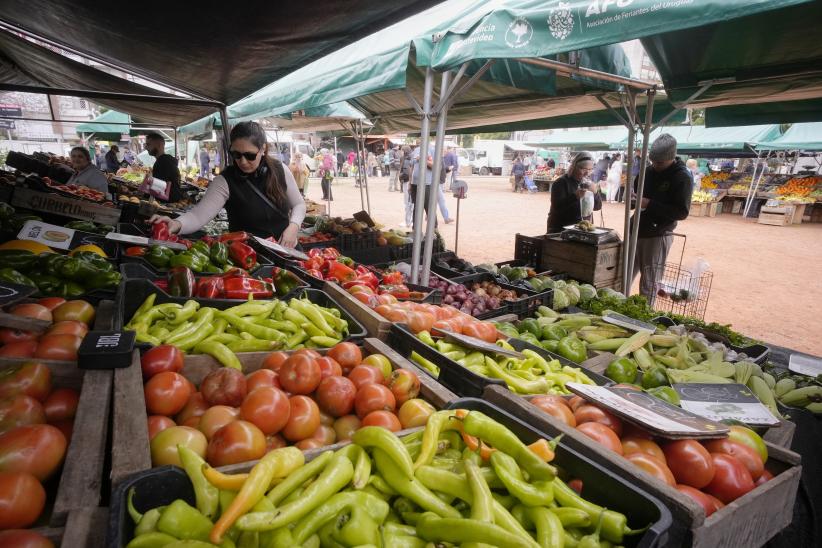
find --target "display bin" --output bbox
[651,316,770,364]
[299,236,339,250]
[445,398,673,548]
[0,301,115,544]
[323,281,393,339]
[114,279,367,344]
[514,233,548,267]
[344,245,393,265]
[109,337,456,491]
[540,236,622,289]
[430,251,467,278]
[451,271,549,319]
[338,230,379,251]
[387,323,611,398]
[484,385,802,548]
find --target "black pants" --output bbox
[321,177,333,200]
[616,186,625,202]
[410,184,436,231]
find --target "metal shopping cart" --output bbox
[643,233,713,320]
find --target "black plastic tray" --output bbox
[452,272,548,319]
[513,233,547,268]
[115,279,367,344]
[387,323,611,398]
[650,316,770,364]
[445,399,672,548]
[338,230,379,251]
[299,236,339,250]
[344,245,392,265]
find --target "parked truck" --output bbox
[470,140,537,176]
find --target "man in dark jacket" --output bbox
[145,132,182,202]
[631,133,693,299]
[104,145,120,173]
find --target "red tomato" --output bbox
[293,349,322,359]
[388,369,420,406]
[144,372,191,416]
[0,424,66,480]
[279,354,322,395]
[352,292,377,307]
[461,321,497,343]
[568,479,583,494]
[315,376,357,417]
[0,395,45,433]
[316,357,343,379]
[621,437,665,462]
[362,410,402,431]
[174,392,209,425]
[240,387,291,435]
[704,493,725,514]
[727,425,768,464]
[306,424,336,446]
[362,355,392,382]
[0,328,36,345]
[151,426,207,467]
[0,340,38,358]
[246,369,281,392]
[198,406,240,440]
[574,405,623,437]
[295,438,327,451]
[568,396,586,411]
[354,384,396,419]
[200,368,247,407]
[33,334,82,361]
[675,484,719,517]
[755,468,774,486]
[662,439,715,489]
[703,439,764,481]
[265,434,287,452]
[333,415,361,442]
[406,311,436,335]
[206,420,266,467]
[576,422,623,454]
[140,345,184,379]
[327,343,362,374]
[397,399,434,429]
[261,351,290,372]
[0,471,46,529]
[51,419,73,444]
[282,396,320,442]
[10,304,52,322]
[347,365,384,390]
[0,529,54,548]
[704,453,755,504]
[51,300,94,325]
[37,297,66,311]
[626,452,676,486]
[531,395,577,427]
[0,362,51,402]
[147,415,176,441]
[46,321,88,338]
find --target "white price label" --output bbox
[18,220,75,250]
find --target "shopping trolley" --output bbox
[643,233,713,320]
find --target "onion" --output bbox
[474,303,486,314]
[443,295,454,305]
[489,286,501,297]
[474,288,487,297]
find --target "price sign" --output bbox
[0,282,36,307]
[602,312,657,333]
[18,220,75,250]
[253,236,308,260]
[105,232,189,251]
[788,354,822,377]
[674,383,781,427]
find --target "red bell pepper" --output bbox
[200,235,218,246]
[327,261,356,283]
[218,231,250,243]
[167,266,195,297]
[153,279,169,292]
[223,277,273,299]
[125,246,146,257]
[322,248,341,260]
[228,241,257,270]
[177,238,192,249]
[196,277,225,299]
[308,248,324,259]
[221,268,247,279]
[306,269,324,280]
[152,222,170,241]
[355,271,379,290]
[381,271,404,285]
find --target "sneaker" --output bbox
[444,218,455,224]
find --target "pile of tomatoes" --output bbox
[372,299,498,343]
[0,361,80,534]
[141,342,433,469]
[531,394,773,517]
[0,299,96,362]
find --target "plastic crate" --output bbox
[452,272,546,319]
[345,246,393,265]
[390,242,413,260]
[338,231,379,251]
[115,279,367,343]
[445,399,672,548]
[514,233,547,268]
[430,251,466,278]
[116,222,149,237]
[299,236,339,251]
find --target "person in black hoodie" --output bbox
[630,133,693,299]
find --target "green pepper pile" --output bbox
[126,412,645,548]
[0,249,121,297]
[410,329,596,395]
[0,203,42,233]
[143,239,257,274]
[125,294,350,368]
[63,220,116,235]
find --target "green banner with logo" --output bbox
[430,0,811,70]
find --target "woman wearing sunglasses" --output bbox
[148,121,305,247]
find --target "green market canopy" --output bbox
[756,122,822,151]
[609,125,782,157]
[526,127,628,151]
[75,110,131,140]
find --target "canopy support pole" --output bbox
[218,106,231,169]
[360,119,372,215]
[621,126,636,293]
[626,89,657,294]
[351,121,367,213]
[744,152,770,217]
[743,150,765,215]
[517,57,654,90]
[173,129,177,159]
[444,61,494,110]
[410,67,435,284]
[421,71,451,286]
[595,96,629,128]
[433,62,469,112]
[652,83,713,129]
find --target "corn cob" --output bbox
[734,361,754,385]
[587,338,628,351]
[632,347,654,371]
[666,369,733,384]
[779,385,822,407]
[774,378,796,398]
[806,402,822,414]
[615,331,652,358]
[649,334,679,348]
[762,372,776,389]
[747,376,781,418]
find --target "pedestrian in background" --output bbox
[606,153,622,203]
[289,152,310,196]
[105,145,120,172]
[336,149,344,174]
[400,145,414,227]
[367,151,377,177]
[388,145,401,192]
[511,155,526,192]
[686,158,703,191]
[199,147,210,179]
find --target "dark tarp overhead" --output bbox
[642,0,822,111]
[705,99,822,127]
[0,31,216,126]
[0,0,442,105]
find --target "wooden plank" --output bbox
[323,281,391,339]
[763,417,796,449]
[0,311,51,332]
[580,352,615,375]
[484,384,802,548]
[111,350,151,489]
[11,187,122,224]
[60,507,108,548]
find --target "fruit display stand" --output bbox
[690,201,721,218]
[540,236,623,290]
[758,205,796,226]
[483,385,802,548]
[110,337,455,487]
[0,300,116,547]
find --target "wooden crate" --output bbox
[690,202,720,217]
[323,280,392,339]
[484,385,802,548]
[758,206,794,226]
[539,237,622,288]
[707,201,721,217]
[110,337,456,488]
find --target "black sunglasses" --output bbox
[230,150,260,162]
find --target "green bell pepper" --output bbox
[641,367,669,389]
[0,202,14,218]
[0,250,39,271]
[29,273,61,295]
[86,270,122,290]
[156,499,213,542]
[646,386,681,406]
[209,241,229,267]
[191,240,211,257]
[274,269,302,297]
[169,252,206,272]
[542,324,568,342]
[540,339,559,353]
[495,322,520,339]
[0,268,37,288]
[518,332,540,347]
[58,280,85,298]
[60,257,109,281]
[72,250,113,272]
[39,253,69,276]
[518,318,541,338]
[557,336,587,363]
[605,357,639,385]
[145,245,174,268]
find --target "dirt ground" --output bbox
[306,175,822,356]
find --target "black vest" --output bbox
[223,159,290,239]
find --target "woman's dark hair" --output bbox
[230,121,286,209]
[70,146,91,162]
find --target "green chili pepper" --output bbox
[194,339,242,370]
[646,385,681,406]
[336,444,371,489]
[236,454,353,532]
[178,445,219,520]
[156,499,213,542]
[553,478,631,544]
[410,351,439,377]
[265,451,333,508]
[125,532,178,548]
[490,450,554,507]
[578,510,606,548]
[352,426,413,478]
[557,335,588,363]
[127,489,143,525]
[133,508,164,536]
[163,299,200,325]
[550,507,592,528]
[464,460,493,522]
[414,410,462,470]
[290,491,389,544]
[0,250,39,271]
[0,268,36,288]
[219,312,286,342]
[605,357,639,385]
[527,506,565,548]
[166,308,216,347]
[373,448,460,518]
[416,513,536,548]
[484,357,550,394]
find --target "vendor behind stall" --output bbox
[148,121,305,247]
[546,152,593,233]
[67,146,111,200]
[145,132,182,202]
